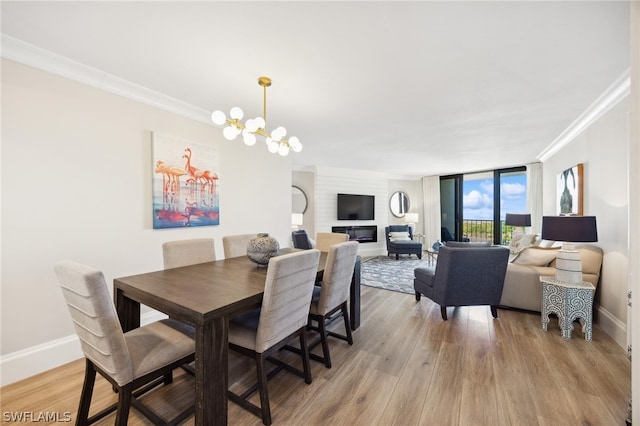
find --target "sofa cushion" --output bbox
[389,231,410,241]
[511,246,560,266]
[575,244,604,276]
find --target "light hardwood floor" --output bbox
[1,285,631,425]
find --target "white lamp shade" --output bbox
[404,213,419,223]
[291,213,303,226]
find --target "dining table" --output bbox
[113,248,360,426]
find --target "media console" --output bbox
[331,225,377,243]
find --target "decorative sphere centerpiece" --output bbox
[247,233,280,267]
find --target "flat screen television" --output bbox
[337,193,375,220]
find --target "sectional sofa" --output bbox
[499,243,603,312]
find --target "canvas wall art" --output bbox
[556,163,583,216]
[152,132,220,228]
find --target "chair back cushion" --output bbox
[314,241,359,314]
[222,234,255,259]
[162,238,216,269]
[291,230,313,249]
[54,261,133,386]
[315,232,350,252]
[256,249,321,352]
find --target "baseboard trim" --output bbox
[0,310,167,387]
[595,304,627,349]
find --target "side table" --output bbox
[540,276,595,341]
[425,248,438,266]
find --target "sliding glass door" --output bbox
[440,167,526,245]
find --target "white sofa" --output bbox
[499,244,603,312]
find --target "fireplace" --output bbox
[331,225,377,243]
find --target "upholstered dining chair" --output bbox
[227,249,321,426]
[162,238,216,269]
[307,241,359,368]
[54,260,195,425]
[222,234,255,258]
[314,232,350,252]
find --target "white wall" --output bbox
[312,167,389,257]
[1,59,293,384]
[542,97,630,347]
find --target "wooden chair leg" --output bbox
[318,316,332,368]
[77,359,96,426]
[299,331,312,384]
[491,305,499,318]
[440,306,448,321]
[341,303,353,345]
[115,385,132,426]
[256,353,272,426]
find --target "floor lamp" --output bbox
[541,215,598,283]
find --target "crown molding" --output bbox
[1,35,212,125]
[537,68,631,162]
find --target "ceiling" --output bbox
[0,1,630,179]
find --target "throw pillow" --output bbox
[511,246,560,266]
[538,239,557,248]
[508,233,538,254]
[389,231,410,242]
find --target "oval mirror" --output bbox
[292,186,308,214]
[389,191,410,217]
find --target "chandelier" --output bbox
[211,76,302,156]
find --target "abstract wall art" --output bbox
[556,163,583,216]
[152,132,220,228]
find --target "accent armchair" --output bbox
[414,245,509,320]
[385,225,422,260]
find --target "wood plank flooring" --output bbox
[0,285,631,425]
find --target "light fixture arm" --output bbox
[211,76,302,156]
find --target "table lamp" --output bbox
[505,213,531,240]
[404,212,419,234]
[291,213,303,230]
[541,215,598,284]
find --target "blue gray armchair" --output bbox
[385,225,422,260]
[413,245,509,320]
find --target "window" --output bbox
[440,167,526,245]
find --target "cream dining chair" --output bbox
[227,249,321,426]
[307,241,359,368]
[54,260,195,425]
[314,232,349,252]
[222,234,255,258]
[162,238,216,269]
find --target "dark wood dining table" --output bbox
[113,249,360,426]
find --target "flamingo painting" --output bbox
[152,133,220,228]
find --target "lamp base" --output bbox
[554,243,583,284]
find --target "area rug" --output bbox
[361,256,434,295]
